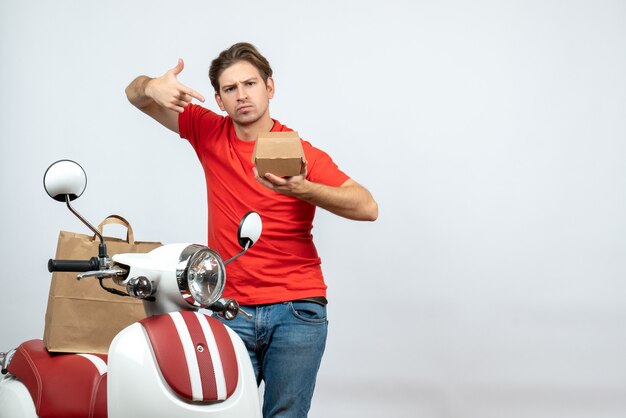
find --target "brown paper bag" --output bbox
[43,215,161,354]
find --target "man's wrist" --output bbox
[295,179,316,200]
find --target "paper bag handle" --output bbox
[94,215,135,244]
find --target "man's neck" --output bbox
[234,116,275,141]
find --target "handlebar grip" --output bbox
[48,257,100,273]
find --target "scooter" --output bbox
[0,160,263,418]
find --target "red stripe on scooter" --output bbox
[208,316,239,396]
[140,314,192,400]
[180,311,218,401]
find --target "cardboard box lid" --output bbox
[252,131,304,177]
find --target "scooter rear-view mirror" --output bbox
[225,212,263,265]
[238,211,262,249]
[43,159,87,202]
[43,160,107,260]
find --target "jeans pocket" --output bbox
[288,301,328,324]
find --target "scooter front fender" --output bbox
[108,317,261,418]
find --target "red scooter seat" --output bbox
[7,339,107,418]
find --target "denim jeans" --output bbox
[216,301,328,418]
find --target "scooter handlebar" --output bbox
[48,257,100,273]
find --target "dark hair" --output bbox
[209,42,273,92]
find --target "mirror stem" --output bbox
[224,242,251,266]
[65,195,108,258]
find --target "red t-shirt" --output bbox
[179,104,349,305]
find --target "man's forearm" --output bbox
[255,166,378,221]
[125,75,154,109]
[297,180,378,221]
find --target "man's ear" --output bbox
[214,92,226,112]
[266,77,275,99]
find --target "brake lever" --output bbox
[77,268,127,281]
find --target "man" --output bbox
[126,42,378,417]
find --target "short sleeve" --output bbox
[303,141,350,187]
[178,104,225,151]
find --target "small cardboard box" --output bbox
[252,131,304,177]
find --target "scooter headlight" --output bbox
[177,245,225,307]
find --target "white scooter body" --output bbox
[0,376,37,418]
[108,245,262,418]
[0,244,262,418]
[0,325,261,418]
[108,319,260,418]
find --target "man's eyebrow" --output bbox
[222,76,259,90]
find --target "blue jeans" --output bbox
[216,301,328,418]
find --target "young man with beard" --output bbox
[126,42,378,417]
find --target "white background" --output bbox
[1,1,625,417]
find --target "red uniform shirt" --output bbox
[179,104,349,305]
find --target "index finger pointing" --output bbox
[184,87,205,103]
